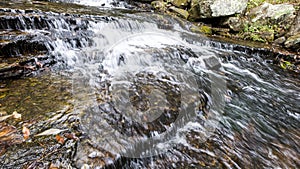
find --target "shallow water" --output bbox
[0,0,299,168]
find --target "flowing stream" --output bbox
[0,0,299,168]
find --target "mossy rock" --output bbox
[190,25,212,35]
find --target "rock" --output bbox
[169,0,189,8]
[242,3,296,44]
[273,37,286,45]
[151,1,167,11]
[248,2,295,24]
[284,7,300,53]
[284,33,300,51]
[169,6,189,20]
[210,0,248,17]
[287,9,300,37]
[222,16,246,32]
[203,56,221,70]
[188,0,248,20]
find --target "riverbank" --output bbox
[136,0,300,72]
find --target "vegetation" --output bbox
[242,23,276,42]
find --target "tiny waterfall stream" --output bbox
[0,0,299,168]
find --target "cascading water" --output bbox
[0,0,299,168]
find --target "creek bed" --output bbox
[0,0,299,168]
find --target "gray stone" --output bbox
[248,2,295,24]
[188,0,248,19]
[204,56,221,70]
[273,37,286,45]
[210,0,248,17]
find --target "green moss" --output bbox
[190,25,212,34]
[200,25,212,34]
[242,23,276,42]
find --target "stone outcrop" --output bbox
[248,2,295,24]
[189,0,248,20]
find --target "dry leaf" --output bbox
[35,128,66,137]
[22,126,30,140]
[0,123,23,145]
[49,163,59,169]
[55,135,64,144]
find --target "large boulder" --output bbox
[210,0,248,17]
[247,3,296,45]
[188,0,248,20]
[248,2,295,25]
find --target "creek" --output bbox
[0,0,299,168]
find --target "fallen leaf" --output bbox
[35,128,67,137]
[55,135,64,144]
[49,163,59,169]
[0,123,23,145]
[22,126,30,140]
